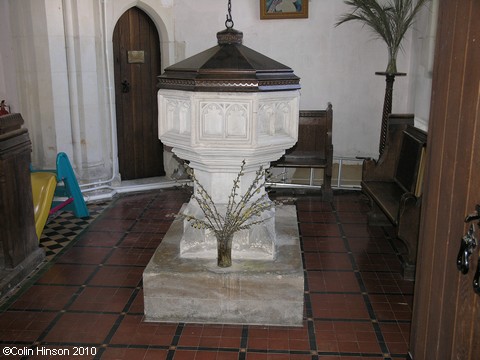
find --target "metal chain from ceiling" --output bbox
[225,0,234,29]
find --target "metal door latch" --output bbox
[465,204,480,223]
[467,204,480,293]
[458,204,480,296]
[121,80,130,93]
[457,205,480,274]
[457,224,477,274]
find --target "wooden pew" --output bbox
[271,103,333,200]
[361,114,427,280]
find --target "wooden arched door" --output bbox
[113,7,164,180]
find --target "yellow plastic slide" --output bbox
[31,172,57,240]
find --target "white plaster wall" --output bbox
[0,0,435,184]
[408,0,438,131]
[9,0,55,166]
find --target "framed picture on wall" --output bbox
[260,0,308,19]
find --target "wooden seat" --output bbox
[271,103,333,200]
[361,114,427,280]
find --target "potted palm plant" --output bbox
[336,0,429,74]
[336,0,429,155]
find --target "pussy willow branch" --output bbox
[225,159,246,224]
[230,193,272,233]
[186,167,223,231]
[230,165,267,223]
[228,168,270,232]
[180,161,273,238]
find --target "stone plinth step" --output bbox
[143,205,304,326]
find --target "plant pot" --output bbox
[217,233,233,267]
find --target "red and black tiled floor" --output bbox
[0,188,414,359]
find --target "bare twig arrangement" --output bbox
[174,160,275,267]
[179,160,274,241]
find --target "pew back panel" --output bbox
[272,103,333,200]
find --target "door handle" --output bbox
[465,205,480,293]
[465,204,480,223]
[457,205,480,275]
[121,80,130,93]
[457,224,477,274]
